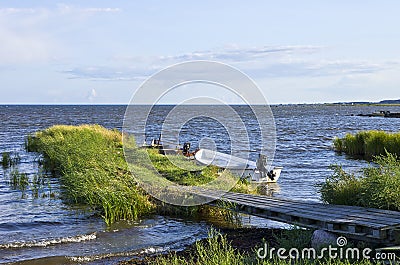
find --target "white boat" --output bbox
[194,149,282,183]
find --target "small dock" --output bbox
[195,189,400,244]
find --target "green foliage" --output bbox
[333,130,400,159]
[26,124,154,225]
[320,165,364,206]
[321,152,400,211]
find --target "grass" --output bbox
[146,148,216,186]
[26,124,154,225]
[274,226,314,250]
[333,130,400,159]
[145,148,256,194]
[320,152,400,211]
[151,228,380,265]
[152,229,245,265]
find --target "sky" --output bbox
[0,1,399,104]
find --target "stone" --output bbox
[311,229,338,249]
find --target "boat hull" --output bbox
[195,149,282,183]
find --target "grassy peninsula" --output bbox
[26,124,254,225]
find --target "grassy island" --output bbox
[333,130,400,159]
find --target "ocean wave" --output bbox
[0,232,97,249]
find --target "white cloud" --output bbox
[62,46,399,81]
[62,66,150,81]
[0,4,121,65]
[0,8,38,15]
[0,25,51,64]
[87,88,97,102]
[56,4,121,15]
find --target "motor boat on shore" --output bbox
[194,148,282,183]
[141,136,282,183]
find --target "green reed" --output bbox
[333,130,400,159]
[9,169,29,198]
[1,152,20,168]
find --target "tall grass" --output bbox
[333,130,400,159]
[321,152,400,211]
[26,124,154,225]
[152,228,378,265]
[153,229,245,265]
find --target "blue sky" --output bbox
[0,1,399,104]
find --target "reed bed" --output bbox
[333,130,400,159]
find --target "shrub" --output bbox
[321,152,400,211]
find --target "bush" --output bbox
[321,152,400,211]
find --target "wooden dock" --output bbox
[193,188,400,244]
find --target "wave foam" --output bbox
[0,232,97,249]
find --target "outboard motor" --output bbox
[267,169,276,181]
[183,142,191,156]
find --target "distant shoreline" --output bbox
[1,103,400,107]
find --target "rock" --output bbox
[311,230,337,249]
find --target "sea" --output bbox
[1,104,400,264]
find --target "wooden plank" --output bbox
[218,196,363,225]
[346,214,400,226]
[224,191,400,218]
[218,194,374,223]
[194,189,400,242]
[216,191,400,219]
